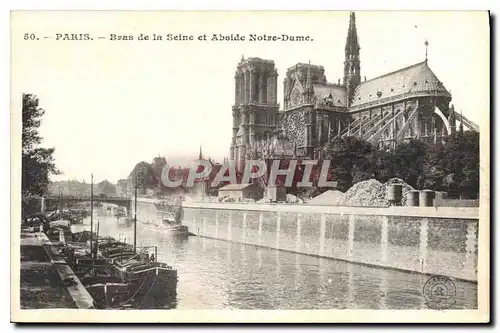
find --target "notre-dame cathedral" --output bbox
[229,12,478,172]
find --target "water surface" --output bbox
[93,209,477,310]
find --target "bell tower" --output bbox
[343,11,361,106]
[230,56,279,172]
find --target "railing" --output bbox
[45,195,131,201]
[349,90,450,112]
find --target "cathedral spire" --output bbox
[344,11,361,106]
[345,12,360,58]
[198,145,203,160]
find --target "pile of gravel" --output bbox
[335,178,415,207]
[286,194,304,204]
[308,190,345,205]
[257,196,271,203]
[339,179,389,207]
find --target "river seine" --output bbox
[92,206,477,310]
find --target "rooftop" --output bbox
[313,83,347,108]
[351,61,451,107]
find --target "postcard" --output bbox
[11,10,490,323]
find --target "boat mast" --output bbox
[90,173,94,257]
[134,170,138,253]
[95,218,100,259]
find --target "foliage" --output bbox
[49,180,90,196]
[420,143,446,191]
[321,132,479,198]
[96,180,117,195]
[124,132,480,199]
[386,140,428,189]
[22,94,59,197]
[128,161,156,189]
[323,136,376,191]
[48,179,117,196]
[441,131,480,198]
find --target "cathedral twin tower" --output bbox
[233,56,279,107]
[231,56,280,170]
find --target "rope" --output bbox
[138,275,157,309]
[118,270,152,306]
[75,230,87,243]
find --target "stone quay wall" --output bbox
[134,199,479,282]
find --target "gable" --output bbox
[313,83,348,108]
[290,75,305,94]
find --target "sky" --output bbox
[11,11,489,184]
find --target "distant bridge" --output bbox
[43,195,133,211]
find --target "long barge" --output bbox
[68,233,178,309]
[24,173,181,309]
[29,211,178,309]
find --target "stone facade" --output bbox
[230,57,279,172]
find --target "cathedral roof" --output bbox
[313,83,347,108]
[351,61,451,108]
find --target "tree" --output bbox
[322,136,376,192]
[375,133,479,198]
[129,161,156,190]
[347,137,376,184]
[442,131,479,198]
[22,94,59,197]
[387,139,427,189]
[420,143,446,191]
[96,180,117,195]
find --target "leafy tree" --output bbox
[377,133,479,197]
[421,143,446,191]
[128,161,156,190]
[386,139,427,189]
[22,94,59,197]
[322,136,376,192]
[442,131,479,198]
[348,137,376,184]
[96,180,117,195]
[373,148,393,183]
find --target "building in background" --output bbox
[218,183,264,202]
[116,179,129,196]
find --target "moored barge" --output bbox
[68,236,177,309]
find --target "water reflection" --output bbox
[92,209,477,310]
